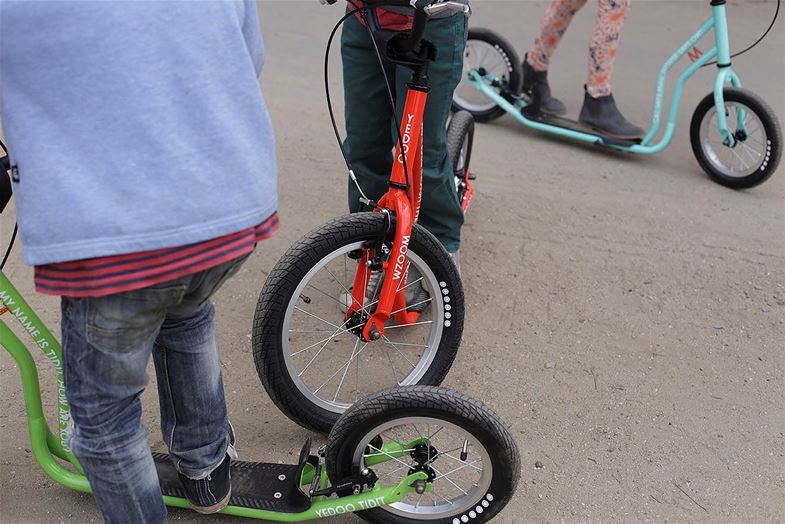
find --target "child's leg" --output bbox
[528,0,589,70]
[393,14,467,254]
[586,0,631,97]
[341,13,398,213]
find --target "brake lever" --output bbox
[422,1,471,17]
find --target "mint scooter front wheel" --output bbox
[690,88,782,189]
[326,386,520,523]
[453,28,522,122]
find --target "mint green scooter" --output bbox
[452,0,781,189]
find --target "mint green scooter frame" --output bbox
[0,270,428,521]
[468,2,742,153]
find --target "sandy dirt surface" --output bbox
[1,1,783,522]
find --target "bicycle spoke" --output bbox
[384,320,433,330]
[364,448,416,459]
[324,265,366,314]
[306,282,351,308]
[383,340,428,347]
[384,344,402,386]
[332,338,360,402]
[366,444,412,469]
[442,452,483,471]
[389,296,432,316]
[313,342,370,394]
[290,326,351,357]
[433,459,483,481]
[428,426,444,440]
[382,335,418,370]
[355,341,360,402]
[298,320,352,377]
[364,275,424,311]
[294,306,341,329]
[381,431,413,454]
[729,147,749,170]
[739,142,761,164]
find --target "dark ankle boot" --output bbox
[579,89,644,139]
[522,55,566,116]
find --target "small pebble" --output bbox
[545,362,555,369]
[534,460,544,470]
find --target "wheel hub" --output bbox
[347,310,370,338]
[410,442,439,469]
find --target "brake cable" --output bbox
[324,0,418,208]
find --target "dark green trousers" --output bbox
[341,13,467,253]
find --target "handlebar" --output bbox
[321,0,469,60]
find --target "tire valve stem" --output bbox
[460,439,469,462]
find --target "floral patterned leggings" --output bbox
[527,0,631,97]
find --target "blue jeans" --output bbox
[61,256,248,523]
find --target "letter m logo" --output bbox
[687,46,703,63]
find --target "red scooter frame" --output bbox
[346,87,429,343]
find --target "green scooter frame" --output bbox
[1,265,522,523]
[454,0,781,189]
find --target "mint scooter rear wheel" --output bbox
[690,88,781,189]
[453,28,522,122]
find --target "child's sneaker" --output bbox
[177,454,232,514]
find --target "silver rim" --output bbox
[352,416,493,519]
[454,39,510,113]
[699,101,770,178]
[282,242,446,414]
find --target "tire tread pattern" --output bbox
[325,385,521,524]
[252,213,464,433]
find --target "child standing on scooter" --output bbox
[523,0,644,139]
[342,1,469,266]
[0,1,276,520]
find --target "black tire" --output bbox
[690,88,781,189]
[448,110,475,180]
[326,386,521,524]
[253,213,464,433]
[447,111,475,210]
[452,28,523,122]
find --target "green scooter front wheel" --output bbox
[690,88,782,189]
